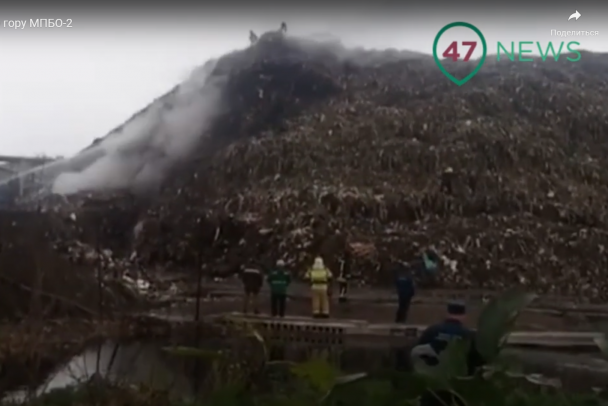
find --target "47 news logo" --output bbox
[441,41,478,63]
[433,22,582,86]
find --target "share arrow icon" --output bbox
[568,10,581,20]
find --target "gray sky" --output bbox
[1,5,606,157]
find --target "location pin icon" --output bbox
[433,22,487,86]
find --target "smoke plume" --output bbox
[50,34,431,197]
[52,59,225,195]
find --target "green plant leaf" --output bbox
[389,370,430,400]
[320,372,369,404]
[206,385,251,406]
[413,339,471,386]
[476,289,537,362]
[334,372,368,385]
[439,339,471,378]
[451,374,505,406]
[290,357,339,394]
[490,350,525,377]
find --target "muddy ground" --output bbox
[164,278,604,331]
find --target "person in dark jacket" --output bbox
[394,263,415,323]
[412,301,484,406]
[241,265,263,314]
[267,259,291,317]
[412,301,485,373]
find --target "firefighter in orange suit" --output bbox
[305,257,333,318]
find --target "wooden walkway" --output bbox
[145,311,604,350]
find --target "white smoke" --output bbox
[52,59,225,195]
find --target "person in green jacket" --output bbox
[267,259,291,317]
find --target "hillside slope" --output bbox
[18,32,608,300]
[134,32,608,299]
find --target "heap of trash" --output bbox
[12,31,608,301]
[0,205,160,319]
[142,33,608,300]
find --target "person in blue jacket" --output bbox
[393,262,415,323]
[412,301,485,406]
[412,301,485,373]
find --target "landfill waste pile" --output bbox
[0,205,157,320]
[127,32,608,300]
[13,31,608,301]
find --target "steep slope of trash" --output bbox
[138,34,608,299]
[7,31,608,301]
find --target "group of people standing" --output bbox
[240,249,440,322]
[240,251,484,406]
[241,260,292,317]
[240,256,346,318]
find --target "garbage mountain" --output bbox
[16,31,608,301]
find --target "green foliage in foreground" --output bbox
[9,289,608,406]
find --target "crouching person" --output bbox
[411,301,485,406]
[305,257,332,318]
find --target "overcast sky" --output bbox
[1,4,606,157]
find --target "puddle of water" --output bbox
[6,341,194,402]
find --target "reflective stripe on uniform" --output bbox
[309,268,329,283]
